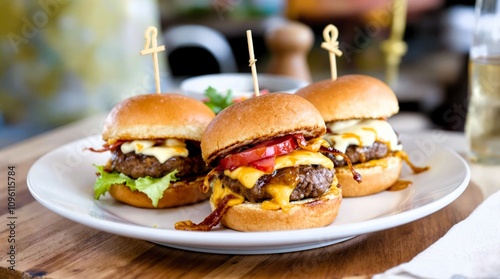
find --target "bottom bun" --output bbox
[210,186,342,231]
[336,155,403,197]
[109,176,210,208]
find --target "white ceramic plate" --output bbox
[180,73,309,100]
[27,134,470,254]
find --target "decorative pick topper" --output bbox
[321,24,343,81]
[381,0,408,87]
[246,30,260,97]
[140,26,166,94]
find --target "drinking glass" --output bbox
[465,0,500,164]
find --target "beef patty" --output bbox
[323,141,390,167]
[110,143,208,179]
[221,165,335,202]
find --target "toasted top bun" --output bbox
[102,93,215,142]
[201,93,326,165]
[295,75,399,122]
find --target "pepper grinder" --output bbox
[265,21,314,82]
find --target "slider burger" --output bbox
[296,74,428,197]
[175,93,360,231]
[89,93,215,208]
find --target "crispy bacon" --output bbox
[85,140,125,153]
[174,194,235,231]
[293,133,308,148]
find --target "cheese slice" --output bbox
[120,139,189,164]
[325,119,402,160]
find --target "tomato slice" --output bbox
[219,136,297,171]
[249,156,276,172]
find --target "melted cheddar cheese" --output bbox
[212,179,245,207]
[120,139,188,163]
[261,184,296,212]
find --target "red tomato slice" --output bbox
[219,136,297,171]
[249,156,275,173]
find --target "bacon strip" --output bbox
[174,194,235,231]
[85,140,125,153]
[293,134,309,148]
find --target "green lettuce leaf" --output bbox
[93,165,178,207]
[203,86,234,114]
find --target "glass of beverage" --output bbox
[465,0,500,164]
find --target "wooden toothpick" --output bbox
[321,24,343,81]
[246,30,260,97]
[381,0,408,88]
[140,26,166,94]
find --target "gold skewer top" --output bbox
[321,24,343,81]
[140,26,166,94]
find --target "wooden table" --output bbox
[0,114,497,279]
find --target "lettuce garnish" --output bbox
[93,165,178,207]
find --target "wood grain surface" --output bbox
[0,116,487,279]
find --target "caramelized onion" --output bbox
[174,194,235,231]
[320,146,362,183]
[293,134,329,152]
[293,134,361,183]
[202,168,221,193]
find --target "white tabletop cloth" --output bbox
[374,190,500,279]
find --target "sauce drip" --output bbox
[387,180,412,191]
[362,127,378,139]
[397,151,430,174]
[342,133,363,146]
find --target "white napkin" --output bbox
[374,190,500,279]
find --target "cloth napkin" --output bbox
[373,190,500,279]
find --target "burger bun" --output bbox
[336,155,403,197]
[295,74,399,122]
[210,186,342,231]
[103,93,215,142]
[201,93,326,165]
[109,177,211,208]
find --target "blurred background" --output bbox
[0,0,475,148]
